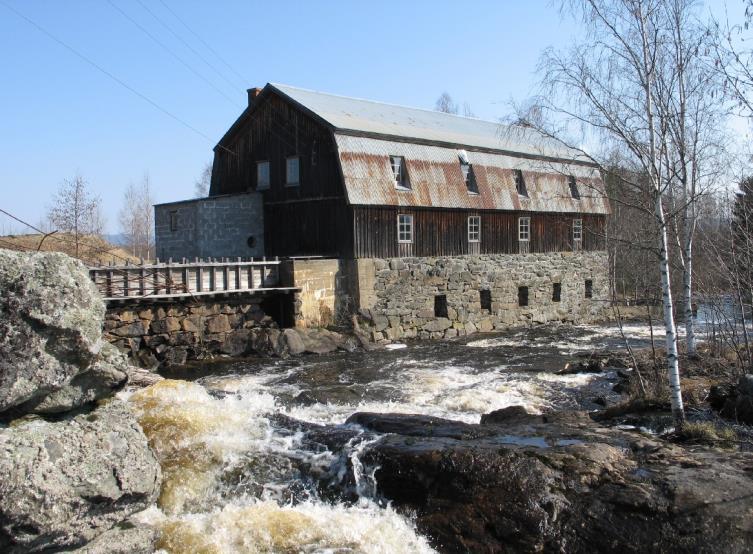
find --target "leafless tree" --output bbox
[194,162,212,198]
[710,1,753,119]
[655,0,728,357]
[118,174,155,260]
[47,174,104,259]
[693,180,753,372]
[435,92,458,114]
[531,0,717,423]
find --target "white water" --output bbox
[125,322,649,553]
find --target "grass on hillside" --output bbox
[0,233,140,266]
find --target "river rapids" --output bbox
[121,322,666,553]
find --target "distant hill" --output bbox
[102,233,129,246]
[0,233,140,266]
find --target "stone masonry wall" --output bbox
[155,193,264,261]
[104,298,281,368]
[358,251,609,341]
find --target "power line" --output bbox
[134,0,246,93]
[0,0,221,148]
[107,0,242,109]
[0,208,134,264]
[157,0,249,88]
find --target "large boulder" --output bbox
[0,399,162,553]
[0,250,106,412]
[17,343,128,414]
[348,411,753,553]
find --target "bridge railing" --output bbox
[89,257,286,301]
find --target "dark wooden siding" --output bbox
[211,91,355,258]
[353,206,606,258]
[209,91,607,260]
[211,92,345,202]
[265,200,353,258]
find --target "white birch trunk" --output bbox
[657,196,685,422]
[638,1,685,423]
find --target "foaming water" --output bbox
[128,380,436,553]
[130,322,647,552]
[154,500,435,554]
[282,364,548,425]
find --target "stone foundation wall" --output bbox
[104,298,282,367]
[357,251,609,341]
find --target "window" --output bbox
[518,286,529,307]
[585,279,593,299]
[468,216,481,243]
[169,211,178,232]
[257,161,270,190]
[434,294,448,318]
[390,155,410,190]
[286,156,300,186]
[568,175,580,199]
[480,289,492,311]
[458,150,478,194]
[573,218,583,242]
[552,283,562,302]
[397,214,414,243]
[514,169,528,196]
[518,217,530,241]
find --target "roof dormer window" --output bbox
[514,169,528,197]
[458,150,479,194]
[390,156,410,190]
[568,175,580,199]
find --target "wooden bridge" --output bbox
[89,257,298,303]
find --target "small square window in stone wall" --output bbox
[552,283,562,302]
[434,294,448,318]
[480,289,492,311]
[518,286,529,307]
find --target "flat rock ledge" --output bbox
[348,411,753,553]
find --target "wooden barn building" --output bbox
[155,83,610,337]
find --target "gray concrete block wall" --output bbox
[196,194,264,258]
[155,193,264,260]
[154,202,197,260]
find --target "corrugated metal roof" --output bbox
[270,83,587,162]
[336,135,610,214]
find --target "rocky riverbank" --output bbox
[3,247,753,553]
[0,250,162,553]
[348,410,753,553]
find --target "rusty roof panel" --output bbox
[336,135,610,214]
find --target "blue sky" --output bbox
[0,0,744,234]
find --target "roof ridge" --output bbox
[268,82,511,130]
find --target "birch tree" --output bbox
[118,175,155,260]
[657,0,726,357]
[535,0,687,422]
[47,174,104,259]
